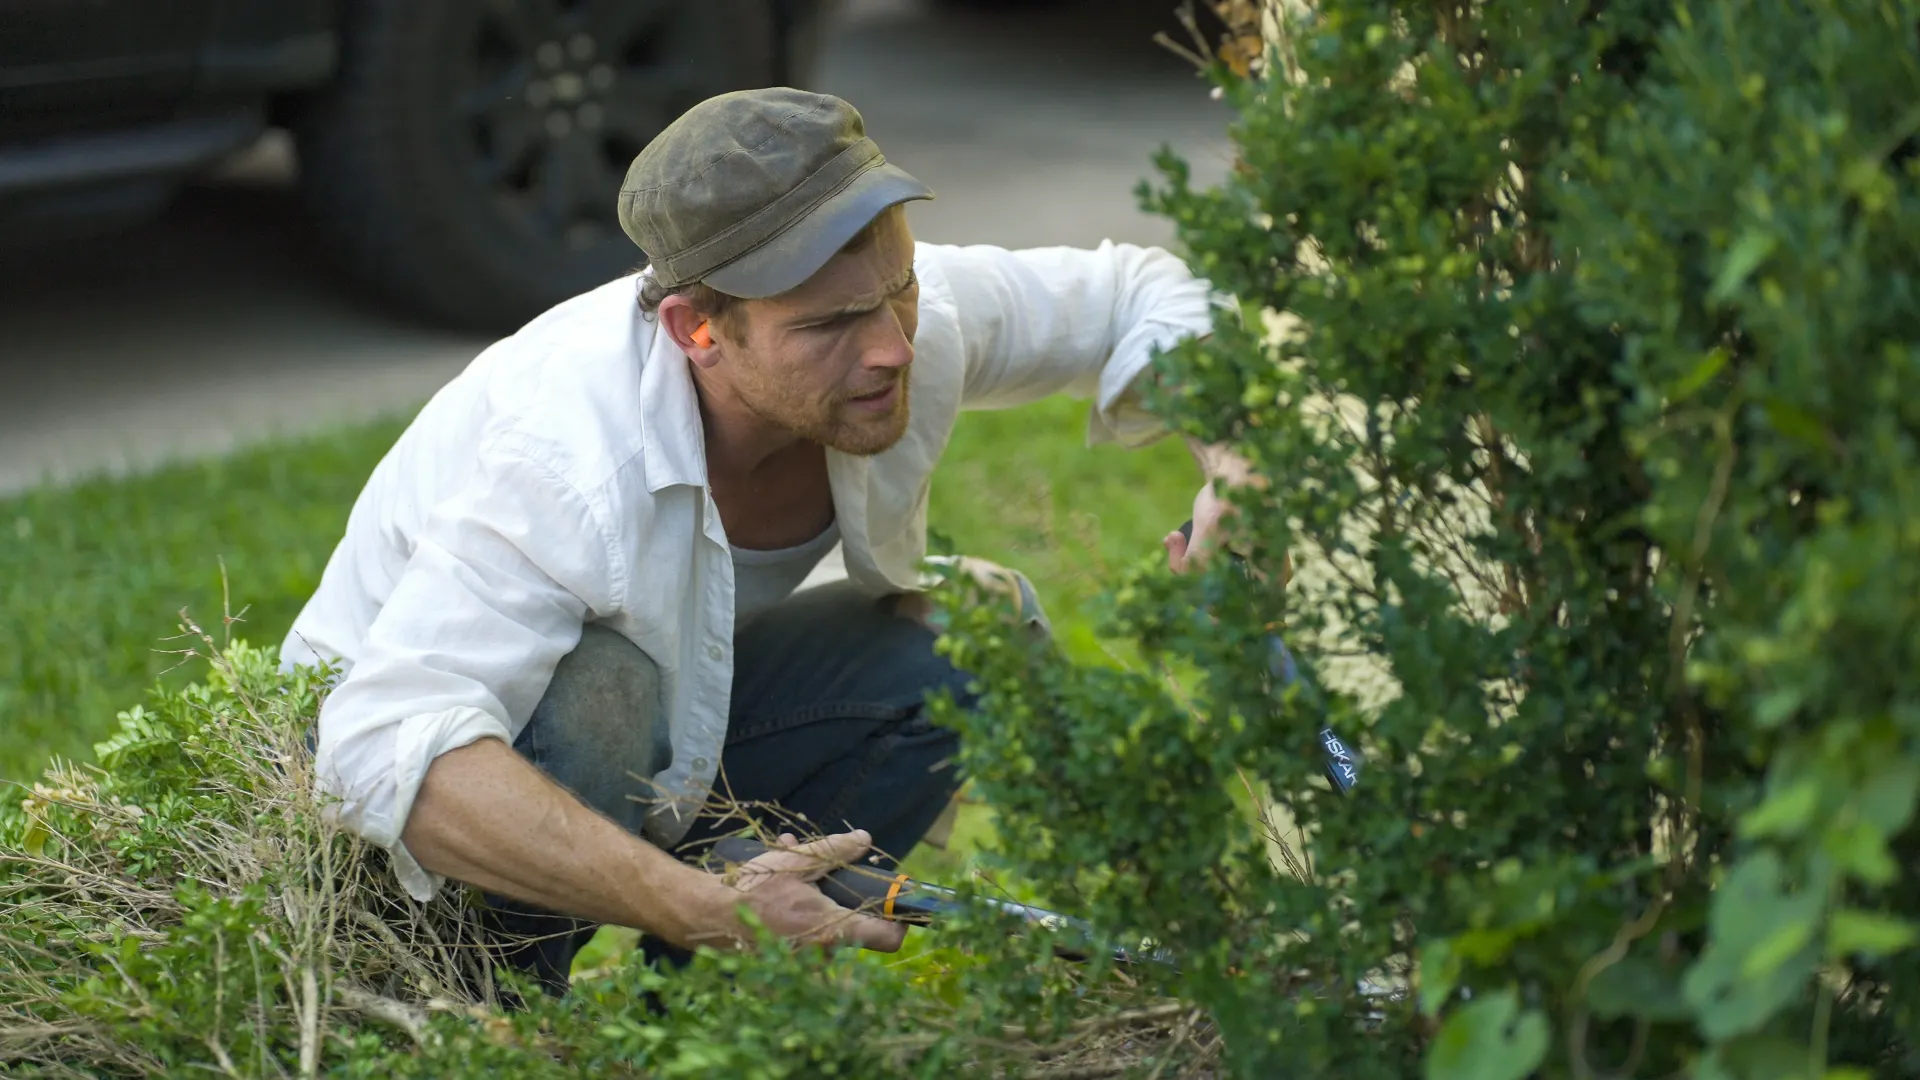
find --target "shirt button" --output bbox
[706,643,723,661]
[693,757,709,770]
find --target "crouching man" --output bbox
[281,87,1248,997]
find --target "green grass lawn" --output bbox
[1,419,406,782]
[0,396,1198,784]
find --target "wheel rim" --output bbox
[454,0,708,253]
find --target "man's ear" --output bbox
[659,294,720,363]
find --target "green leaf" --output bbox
[1828,909,1919,959]
[1682,851,1828,1039]
[21,814,48,859]
[1700,1035,1839,1080]
[1424,989,1549,1080]
[1855,759,1920,834]
[1761,397,1829,451]
[1753,686,1805,729]
[1672,347,1731,401]
[1826,819,1899,886]
[1742,917,1814,979]
[1419,938,1461,1016]
[1708,230,1777,304]
[1452,927,1520,965]
[1740,776,1820,839]
[1586,957,1689,1021]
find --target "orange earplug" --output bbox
[690,321,714,349]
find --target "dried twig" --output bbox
[333,984,431,1047]
[298,967,320,1079]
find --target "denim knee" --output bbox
[518,624,674,837]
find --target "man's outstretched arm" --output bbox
[924,241,1277,577]
[931,238,1221,447]
[402,738,904,953]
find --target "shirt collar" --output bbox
[636,317,709,494]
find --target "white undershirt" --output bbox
[730,521,842,627]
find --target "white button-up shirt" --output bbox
[282,240,1221,901]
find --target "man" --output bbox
[283,87,1251,997]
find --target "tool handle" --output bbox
[707,837,1178,968]
[1177,519,1359,795]
[707,836,940,924]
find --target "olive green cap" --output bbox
[617,88,933,299]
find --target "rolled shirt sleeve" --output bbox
[933,239,1228,448]
[313,433,623,901]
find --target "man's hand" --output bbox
[1165,438,1263,576]
[708,830,907,953]
[894,556,1048,641]
[1164,476,1234,574]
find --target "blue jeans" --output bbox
[482,579,1023,996]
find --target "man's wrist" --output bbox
[622,843,744,951]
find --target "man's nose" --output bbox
[859,311,914,371]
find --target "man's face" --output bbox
[722,211,920,456]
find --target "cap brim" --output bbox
[701,163,934,299]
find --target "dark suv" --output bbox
[0,0,831,332]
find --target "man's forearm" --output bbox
[399,738,734,949]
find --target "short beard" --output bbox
[751,372,910,457]
[828,380,912,456]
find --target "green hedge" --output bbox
[1012,0,1915,1073]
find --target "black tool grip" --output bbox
[707,836,938,924]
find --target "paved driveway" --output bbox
[0,0,1232,494]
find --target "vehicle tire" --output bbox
[293,0,781,334]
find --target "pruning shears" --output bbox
[706,835,1179,968]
